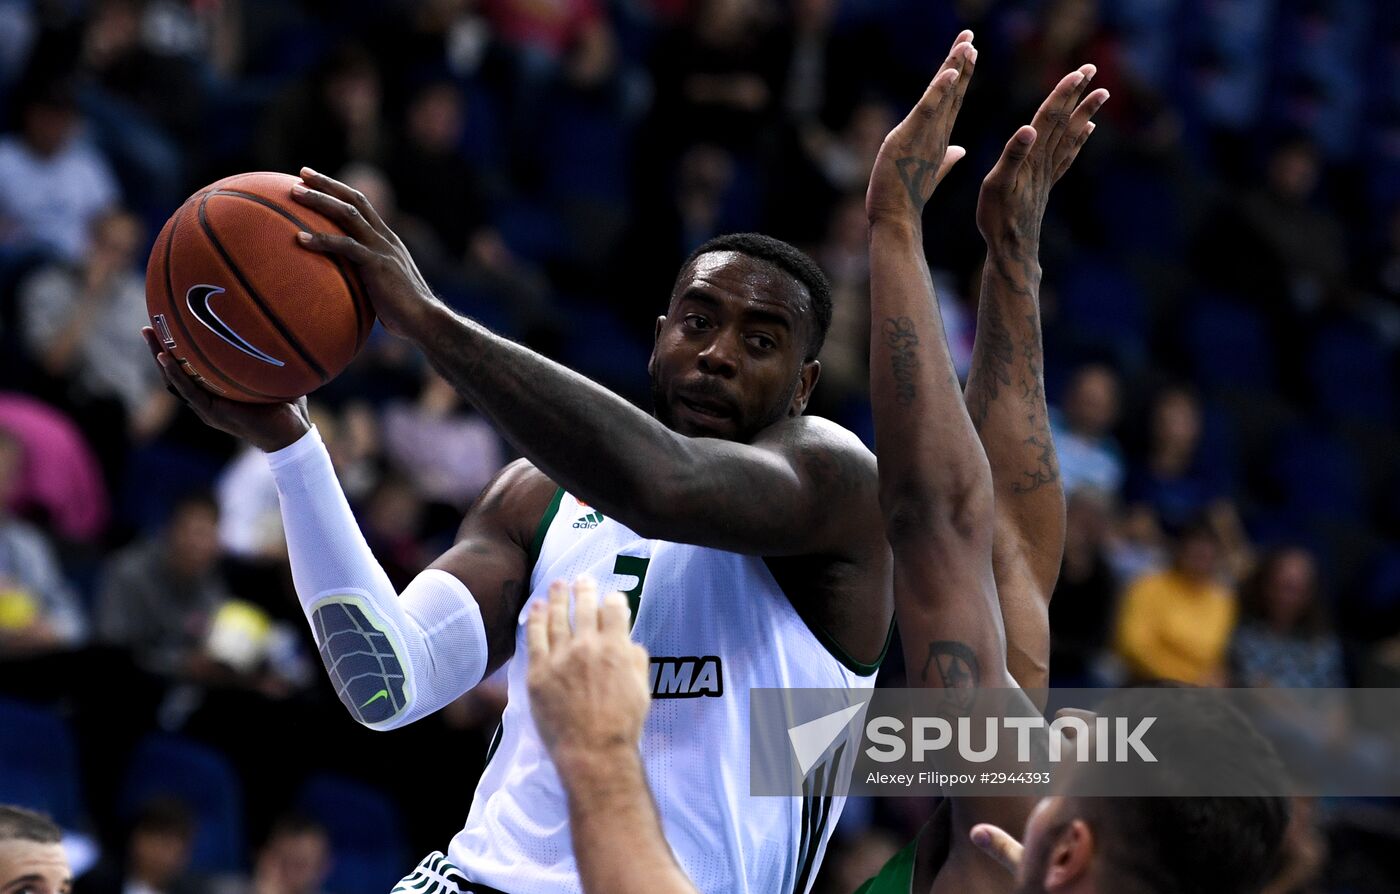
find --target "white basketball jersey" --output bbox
[449,489,882,894]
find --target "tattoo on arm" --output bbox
[884,316,921,407]
[896,157,939,207]
[966,293,1013,428]
[923,640,980,713]
[922,640,980,687]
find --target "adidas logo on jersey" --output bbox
[648,656,723,699]
[573,511,605,529]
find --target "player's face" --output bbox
[0,841,72,894]
[649,252,816,442]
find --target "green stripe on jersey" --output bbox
[853,834,918,894]
[529,487,566,567]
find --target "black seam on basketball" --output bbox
[212,189,371,347]
[197,191,330,381]
[162,204,273,401]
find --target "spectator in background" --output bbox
[212,815,332,894]
[1050,363,1124,495]
[380,372,505,509]
[0,429,87,655]
[1115,518,1238,685]
[1125,385,1228,532]
[96,491,233,679]
[20,208,175,476]
[0,78,119,264]
[258,44,386,175]
[0,394,109,543]
[76,797,199,894]
[1232,547,1346,689]
[385,83,552,339]
[650,0,784,155]
[0,805,70,894]
[1049,487,1120,686]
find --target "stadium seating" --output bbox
[296,773,409,894]
[122,733,244,873]
[0,698,83,829]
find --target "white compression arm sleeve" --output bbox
[267,426,488,730]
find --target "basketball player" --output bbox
[145,164,893,892]
[526,32,1286,894]
[0,805,71,894]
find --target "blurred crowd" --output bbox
[1,0,1399,891]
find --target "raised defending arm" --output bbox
[965,68,1108,691]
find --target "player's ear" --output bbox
[788,360,820,417]
[648,315,666,378]
[1043,818,1093,891]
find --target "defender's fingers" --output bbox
[912,34,974,115]
[970,824,1023,874]
[296,230,376,264]
[984,126,1037,189]
[600,590,631,638]
[572,575,599,637]
[299,167,390,233]
[547,579,571,647]
[526,601,549,660]
[1030,67,1092,156]
[1052,120,1099,182]
[291,185,382,245]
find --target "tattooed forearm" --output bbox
[1014,434,1058,493]
[895,156,939,207]
[884,316,921,407]
[966,292,1013,428]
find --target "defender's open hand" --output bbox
[291,167,446,339]
[976,66,1109,252]
[866,30,977,228]
[526,577,651,761]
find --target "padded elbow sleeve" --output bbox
[268,428,488,730]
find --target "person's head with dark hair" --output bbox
[165,490,221,580]
[1239,546,1328,638]
[0,805,68,894]
[1266,133,1321,203]
[127,797,195,892]
[255,814,332,894]
[649,233,831,443]
[1170,515,1221,583]
[16,77,79,158]
[1009,691,1290,893]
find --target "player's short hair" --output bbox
[0,805,62,844]
[1072,689,1290,894]
[679,233,833,362]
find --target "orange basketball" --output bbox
[145,171,374,403]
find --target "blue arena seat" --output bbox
[1055,256,1149,369]
[1270,429,1364,523]
[1308,323,1397,426]
[296,774,408,894]
[1185,297,1275,392]
[122,733,244,873]
[0,698,83,829]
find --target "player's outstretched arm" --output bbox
[527,577,700,894]
[966,69,1108,692]
[144,329,542,730]
[287,169,881,563]
[865,31,1012,689]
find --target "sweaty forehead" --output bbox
[678,251,812,316]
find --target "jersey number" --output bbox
[612,555,650,626]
